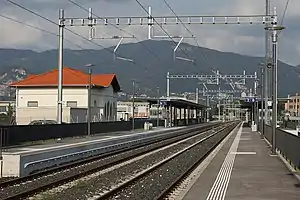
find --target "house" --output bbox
[284,93,300,116]
[10,67,121,125]
[0,101,15,114]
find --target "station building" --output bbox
[10,67,121,125]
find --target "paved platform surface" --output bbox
[3,126,183,155]
[183,124,300,200]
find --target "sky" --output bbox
[0,0,299,66]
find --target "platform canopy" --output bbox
[135,97,206,109]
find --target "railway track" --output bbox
[0,122,224,200]
[90,122,238,200]
[27,121,237,200]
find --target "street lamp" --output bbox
[85,64,95,136]
[0,129,3,178]
[132,80,135,130]
[264,24,285,154]
[258,63,265,136]
[157,87,160,127]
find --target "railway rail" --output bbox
[0,122,225,200]
[91,121,238,200]
[28,121,238,200]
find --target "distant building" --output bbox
[117,97,196,121]
[10,67,121,125]
[284,93,300,116]
[117,101,150,121]
[0,101,15,114]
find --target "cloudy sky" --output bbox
[0,0,298,65]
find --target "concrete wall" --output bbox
[2,125,172,177]
[16,107,72,125]
[15,86,117,124]
[1,154,20,177]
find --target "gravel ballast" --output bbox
[107,125,233,200]
[30,125,230,200]
[0,126,205,199]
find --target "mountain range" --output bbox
[0,40,299,98]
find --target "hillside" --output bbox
[0,40,299,97]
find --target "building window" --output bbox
[67,101,77,108]
[27,101,38,107]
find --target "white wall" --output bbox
[15,86,117,125]
[16,88,88,108]
[16,107,71,125]
[91,86,117,121]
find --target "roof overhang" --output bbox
[10,84,106,89]
[134,97,206,109]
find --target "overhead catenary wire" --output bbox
[280,0,290,26]
[162,0,214,71]
[0,13,85,50]
[162,0,235,88]
[5,0,160,92]
[5,0,132,60]
[66,0,164,65]
[66,0,165,84]
[134,0,197,66]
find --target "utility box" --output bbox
[144,122,149,130]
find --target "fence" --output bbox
[0,119,165,147]
[264,125,300,169]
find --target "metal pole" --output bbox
[264,0,270,125]
[0,128,2,178]
[167,72,170,97]
[196,88,199,104]
[261,67,265,135]
[132,80,135,130]
[148,6,152,40]
[57,9,64,124]
[157,87,160,127]
[254,73,258,128]
[271,27,278,154]
[206,96,210,122]
[218,100,221,121]
[87,65,92,136]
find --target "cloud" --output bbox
[0,0,299,65]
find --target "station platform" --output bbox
[281,128,299,137]
[4,127,181,155]
[183,123,300,200]
[1,126,184,177]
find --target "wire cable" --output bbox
[0,13,85,50]
[66,0,164,63]
[8,0,163,91]
[5,0,129,58]
[280,0,290,26]
[162,0,235,88]
[134,0,196,64]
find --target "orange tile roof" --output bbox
[10,67,120,91]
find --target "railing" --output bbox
[264,125,300,169]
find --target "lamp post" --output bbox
[260,68,264,136]
[265,22,285,154]
[157,87,160,127]
[132,80,135,130]
[0,129,3,178]
[85,64,94,136]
